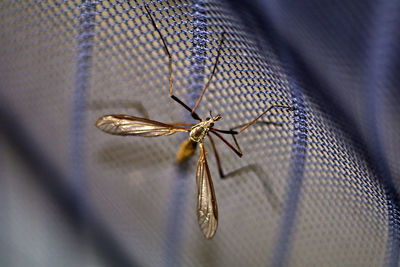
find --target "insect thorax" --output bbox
[190,121,211,143]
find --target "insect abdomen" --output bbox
[176,138,197,163]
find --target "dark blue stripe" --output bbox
[233,1,400,265]
[221,1,309,264]
[272,54,308,267]
[365,1,400,266]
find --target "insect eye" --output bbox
[206,117,210,121]
[210,122,214,127]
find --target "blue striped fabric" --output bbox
[0,0,399,266]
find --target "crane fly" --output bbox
[95,5,293,239]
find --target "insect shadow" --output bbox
[207,130,283,213]
[89,99,149,119]
[94,4,293,239]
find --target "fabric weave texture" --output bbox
[0,0,399,266]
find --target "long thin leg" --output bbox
[211,105,292,136]
[143,5,201,121]
[210,113,286,161]
[171,95,201,120]
[208,134,225,178]
[212,120,282,136]
[210,110,289,158]
[231,120,283,130]
[210,114,287,158]
[208,134,280,211]
[144,5,172,95]
[236,104,293,134]
[191,32,226,115]
[209,130,242,157]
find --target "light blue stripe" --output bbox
[163,1,209,265]
[71,0,96,216]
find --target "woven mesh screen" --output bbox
[0,0,399,266]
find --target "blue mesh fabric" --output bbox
[0,0,399,266]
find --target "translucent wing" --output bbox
[196,143,218,239]
[96,114,189,137]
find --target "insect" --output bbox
[95,5,293,239]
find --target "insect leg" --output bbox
[211,109,290,158]
[143,5,201,121]
[191,32,226,115]
[236,104,294,134]
[208,134,280,211]
[212,116,286,154]
[143,5,172,96]
[209,130,242,157]
[208,134,227,178]
[230,120,283,130]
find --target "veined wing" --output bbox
[96,114,189,137]
[196,143,218,239]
